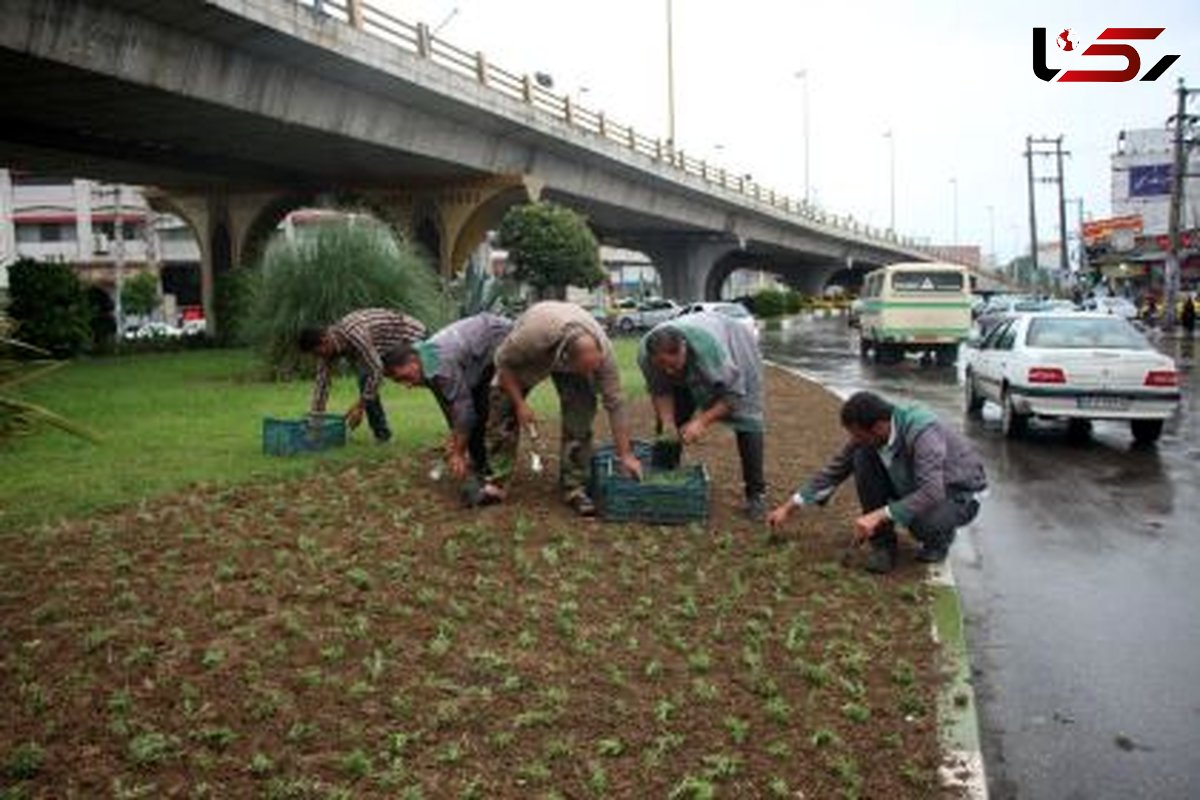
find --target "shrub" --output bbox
[749,289,789,319]
[121,271,159,318]
[497,202,604,300]
[7,258,92,357]
[213,267,259,348]
[247,219,451,375]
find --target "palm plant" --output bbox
[1,318,98,444]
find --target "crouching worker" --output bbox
[382,312,514,503]
[767,391,986,574]
[482,301,643,516]
[299,308,427,443]
[639,311,766,520]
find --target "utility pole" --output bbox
[1054,136,1069,275]
[113,185,126,340]
[1026,135,1070,289]
[1025,136,1038,287]
[1165,78,1199,330]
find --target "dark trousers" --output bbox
[466,368,493,476]
[853,447,979,551]
[356,370,391,442]
[671,386,765,499]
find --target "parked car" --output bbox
[124,322,183,340]
[1081,296,1138,320]
[975,297,1071,338]
[181,319,208,337]
[613,298,680,333]
[674,301,759,339]
[962,312,1180,444]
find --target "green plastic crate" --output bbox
[593,453,710,525]
[262,414,346,456]
[588,439,653,498]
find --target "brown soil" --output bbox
[0,367,957,798]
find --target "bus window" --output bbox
[891,271,965,293]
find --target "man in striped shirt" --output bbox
[299,308,427,443]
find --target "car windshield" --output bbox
[1025,317,1151,350]
[891,271,964,292]
[716,304,750,318]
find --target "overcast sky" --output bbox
[380,0,1200,264]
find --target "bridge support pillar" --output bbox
[643,238,741,302]
[362,174,543,277]
[146,189,296,339]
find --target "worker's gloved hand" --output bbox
[680,418,707,445]
[344,403,365,431]
[620,453,644,482]
[515,402,538,431]
[448,452,469,481]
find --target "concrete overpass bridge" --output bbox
[0,0,937,326]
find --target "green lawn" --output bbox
[1,341,646,530]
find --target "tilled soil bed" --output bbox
[1,368,956,798]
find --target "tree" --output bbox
[7,258,92,357]
[497,202,604,299]
[247,217,451,375]
[121,271,159,318]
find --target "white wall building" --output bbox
[0,169,203,310]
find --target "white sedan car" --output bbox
[963,313,1180,444]
[674,301,759,339]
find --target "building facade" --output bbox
[0,170,201,314]
[1086,128,1200,292]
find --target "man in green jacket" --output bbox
[639,311,766,520]
[767,391,987,573]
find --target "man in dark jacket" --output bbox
[383,313,513,500]
[767,391,987,573]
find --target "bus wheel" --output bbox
[935,345,958,367]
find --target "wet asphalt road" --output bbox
[761,317,1200,800]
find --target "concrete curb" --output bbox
[767,362,988,799]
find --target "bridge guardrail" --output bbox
[296,0,944,256]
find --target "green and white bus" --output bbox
[858,262,973,366]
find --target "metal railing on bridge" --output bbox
[297,0,926,253]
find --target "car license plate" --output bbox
[1076,396,1130,411]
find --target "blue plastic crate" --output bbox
[593,451,710,525]
[262,414,347,456]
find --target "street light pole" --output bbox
[796,70,810,205]
[949,177,959,248]
[666,0,676,150]
[883,129,895,232]
[986,204,996,268]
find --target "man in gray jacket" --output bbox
[767,391,986,573]
[382,313,513,499]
